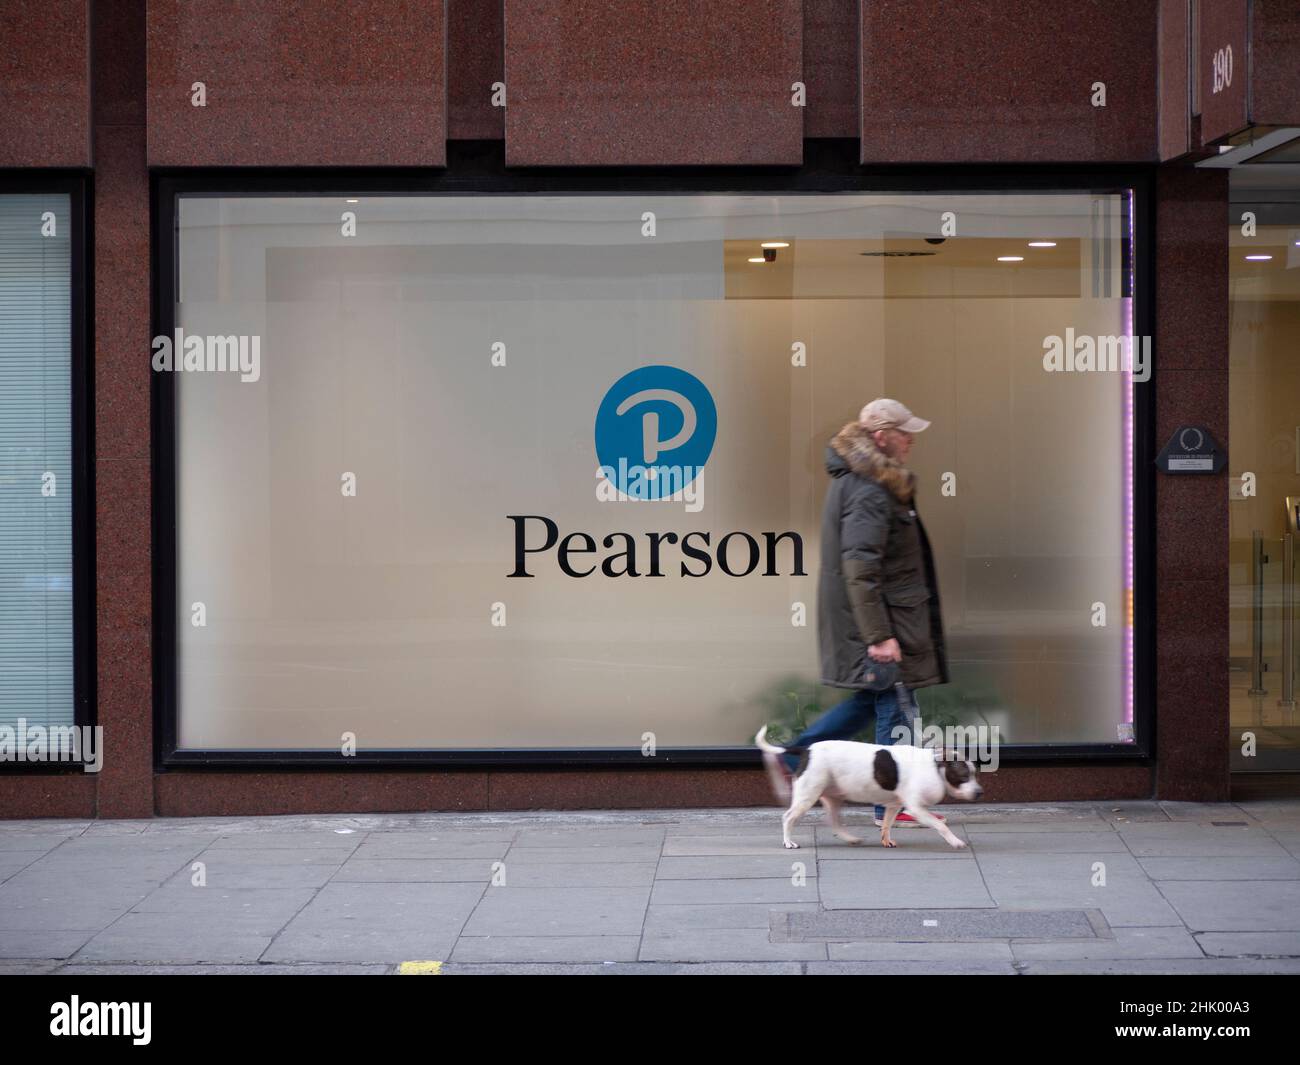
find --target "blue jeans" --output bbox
[782,685,917,820]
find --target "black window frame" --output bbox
[152,141,1156,770]
[0,170,95,774]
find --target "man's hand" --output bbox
[868,638,901,663]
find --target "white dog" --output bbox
[756,726,982,849]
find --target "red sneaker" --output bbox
[873,811,945,827]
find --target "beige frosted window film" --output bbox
[171,192,1134,751]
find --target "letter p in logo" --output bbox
[595,366,717,500]
[616,388,696,464]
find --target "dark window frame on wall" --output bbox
[0,171,95,773]
[151,142,1155,771]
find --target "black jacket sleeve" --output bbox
[840,482,893,646]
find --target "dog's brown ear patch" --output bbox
[943,761,972,787]
[873,749,899,791]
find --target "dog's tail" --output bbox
[755,726,804,806]
[754,725,787,756]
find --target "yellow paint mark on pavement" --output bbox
[398,960,443,975]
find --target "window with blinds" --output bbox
[0,193,73,732]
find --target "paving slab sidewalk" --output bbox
[1,800,1299,974]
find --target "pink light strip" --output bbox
[1124,188,1135,731]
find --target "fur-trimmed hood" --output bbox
[827,421,915,502]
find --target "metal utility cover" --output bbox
[771,909,1109,943]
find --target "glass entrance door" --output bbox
[1232,531,1300,769]
[1228,161,1300,772]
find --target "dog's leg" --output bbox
[904,805,966,849]
[820,796,863,846]
[760,750,792,806]
[879,802,903,848]
[781,780,821,850]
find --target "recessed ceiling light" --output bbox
[345,198,359,204]
[747,257,766,263]
[761,241,790,249]
[997,256,1024,262]
[1028,241,1056,248]
[1245,254,1273,261]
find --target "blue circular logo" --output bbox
[594,365,717,500]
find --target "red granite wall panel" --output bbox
[0,775,97,818]
[448,0,503,139]
[0,0,91,167]
[1251,0,1300,126]
[803,0,857,138]
[92,0,145,129]
[146,0,446,167]
[503,0,804,166]
[155,772,491,817]
[1154,166,1230,801]
[1197,0,1248,144]
[93,1,154,818]
[153,765,1152,815]
[860,0,1159,163]
[1159,0,1191,161]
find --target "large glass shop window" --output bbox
[170,191,1135,751]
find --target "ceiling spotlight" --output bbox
[747,256,766,263]
[997,256,1024,262]
[1245,254,1273,261]
[1028,241,1057,248]
[761,241,790,249]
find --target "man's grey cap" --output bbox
[858,398,931,433]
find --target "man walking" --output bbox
[772,398,948,828]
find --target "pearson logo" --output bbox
[507,363,804,579]
[594,365,716,507]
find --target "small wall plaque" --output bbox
[1156,425,1224,474]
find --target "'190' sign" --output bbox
[1212,45,1233,95]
